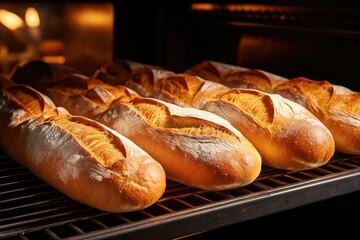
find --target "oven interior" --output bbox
[1,1,360,239]
[117,0,360,91]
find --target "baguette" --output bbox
[9,60,80,92]
[186,61,360,155]
[0,76,166,213]
[94,59,175,96]
[96,97,262,190]
[95,61,335,170]
[11,61,262,191]
[194,87,335,170]
[184,60,288,93]
[273,77,360,155]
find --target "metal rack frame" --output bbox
[1,151,359,240]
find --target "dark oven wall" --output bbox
[114,0,360,91]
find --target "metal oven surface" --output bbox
[1,149,359,240]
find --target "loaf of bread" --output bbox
[194,87,335,170]
[184,60,288,93]
[94,59,175,96]
[273,77,360,155]
[11,61,262,191]
[0,76,166,213]
[10,60,81,92]
[186,60,360,155]
[94,59,167,85]
[94,60,336,170]
[184,60,249,83]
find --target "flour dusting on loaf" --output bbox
[274,77,360,155]
[0,77,167,213]
[9,61,263,191]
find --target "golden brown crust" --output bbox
[184,60,249,83]
[96,97,262,190]
[39,74,138,118]
[0,78,57,125]
[154,74,207,107]
[10,60,262,190]
[11,60,337,174]
[185,60,288,93]
[125,67,175,97]
[41,85,263,190]
[0,79,166,213]
[224,69,288,93]
[273,77,360,155]
[126,67,335,170]
[94,60,336,170]
[198,88,335,170]
[94,59,174,96]
[10,60,80,92]
[93,59,163,85]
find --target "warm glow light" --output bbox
[42,55,66,64]
[225,4,267,12]
[191,3,270,13]
[191,3,222,11]
[225,4,246,12]
[25,7,40,28]
[0,9,24,31]
[75,9,111,27]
